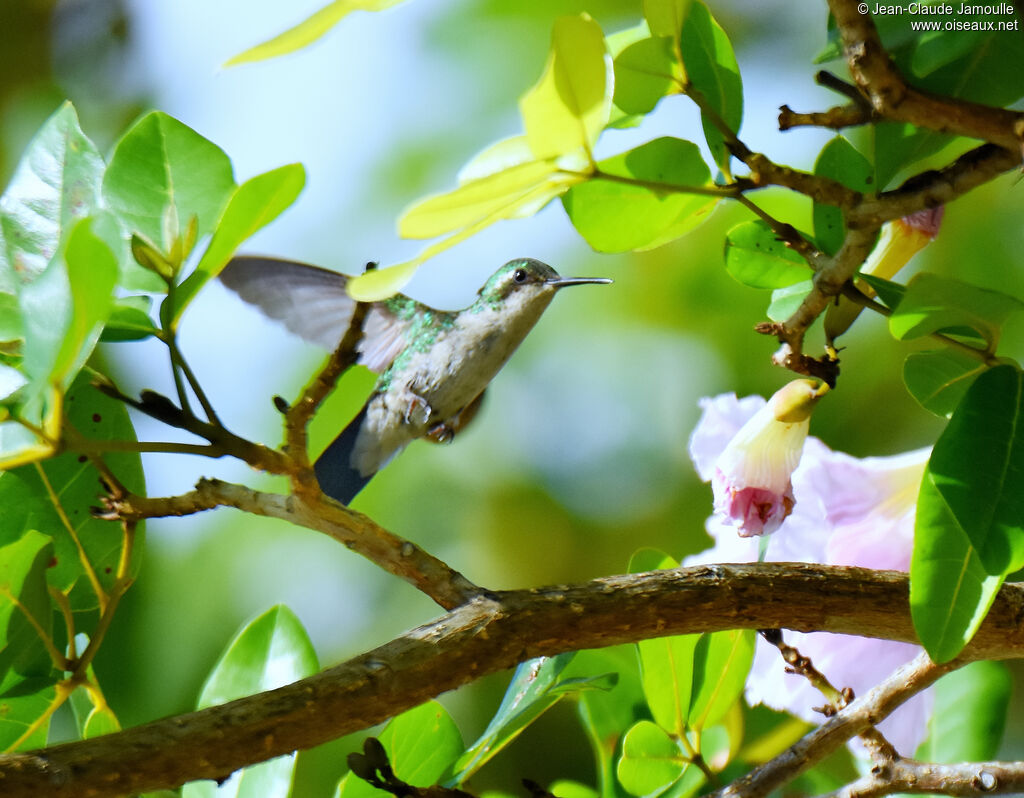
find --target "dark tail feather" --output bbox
[314,405,373,504]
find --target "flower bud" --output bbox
[711,380,828,536]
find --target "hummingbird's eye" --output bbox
[512,267,528,284]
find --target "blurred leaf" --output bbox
[520,14,612,160]
[724,220,811,289]
[68,636,121,741]
[451,653,614,784]
[170,163,306,326]
[0,673,57,751]
[688,629,754,730]
[225,0,408,66]
[0,366,27,403]
[0,293,21,342]
[100,296,159,342]
[186,605,319,798]
[0,102,104,290]
[911,467,1004,663]
[921,660,1010,762]
[0,385,61,470]
[927,365,1024,575]
[563,137,714,253]
[605,22,655,128]
[767,279,812,322]
[0,375,144,609]
[812,137,874,256]
[547,781,599,798]
[903,349,986,419]
[858,273,906,309]
[643,0,694,38]
[888,273,1024,349]
[613,36,679,116]
[339,701,463,798]
[679,2,742,172]
[102,111,235,254]
[910,29,986,76]
[0,530,54,679]
[616,720,687,796]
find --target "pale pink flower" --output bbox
[687,394,932,755]
[698,381,828,537]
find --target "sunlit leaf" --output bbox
[644,0,695,38]
[888,273,1024,349]
[616,720,687,796]
[767,279,812,322]
[520,14,612,160]
[688,629,754,730]
[724,220,811,289]
[613,36,679,116]
[812,136,874,256]
[169,163,306,326]
[563,137,714,252]
[903,349,986,419]
[225,0,408,66]
[911,469,1003,663]
[185,605,319,798]
[0,102,104,290]
[927,364,1024,575]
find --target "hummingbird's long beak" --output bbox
[545,277,613,288]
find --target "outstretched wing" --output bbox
[219,256,408,373]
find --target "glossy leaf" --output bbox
[338,701,463,798]
[0,102,104,290]
[0,375,144,609]
[226,0,408,66]
[450,653,614,784]
[927,365,1024,575]
[688,629,754,730]
[563,137,714,253]
[812,137,873,256]
[888,273,1024,348]
[102,111,235,254]
[911,468,1004,663]
[678,2,742,172]
[767,279,812,322]
[520,14,612,160]
[903,349,986,419]
[613,36,679,116]
[185,605,319,798]
[644,0,694,38]
[923,660,1010,761]
[724,220,811,289]
[170,163,306,326]
[616,720,687,797]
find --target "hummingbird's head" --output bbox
[476,258,612,310]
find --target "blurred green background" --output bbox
[3,0,1024,794]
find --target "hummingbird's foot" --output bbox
[402,386,433,427]
[425,421,455,444]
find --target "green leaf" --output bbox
[451,653,613,784]
[100,296,159,343]
[563,137,714,253]
[903,349,986,419]
[0,530,55,679]
[767,279,812,322]
[921,660,1010,762]
[724,220,811,289]
[68,636,121,740]
[613,36,680,116]
[638,634,699,735]
[812,137,874,256]
[0,365,28,403]
[520,14,612,160]
[643,0,694,38]
[688,629,754,730]
[0,375,144,609]
[338,701,463,798]
[225,0,408,66]
[616,720,687,797]
[858,273,906,310]
[0,102,104,290]
[102,112,235,254]
[911,469,1003,663]
[0,673,57,751]
[185,605,319,798]
[927,365,1024,575]
[678,2,742,172]
[888,273,1024,349]
[169,163,305,326]
[0,293,22,342]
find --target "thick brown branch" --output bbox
[3,565,1024,798]
[100,478,480,610]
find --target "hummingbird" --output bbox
[219,257,611,504]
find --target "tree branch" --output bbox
[2,564,1024,798]
[825,758,1024,798]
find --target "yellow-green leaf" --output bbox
[225,0,408,66]
[347,260,419,302]
[520,14,612,160]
